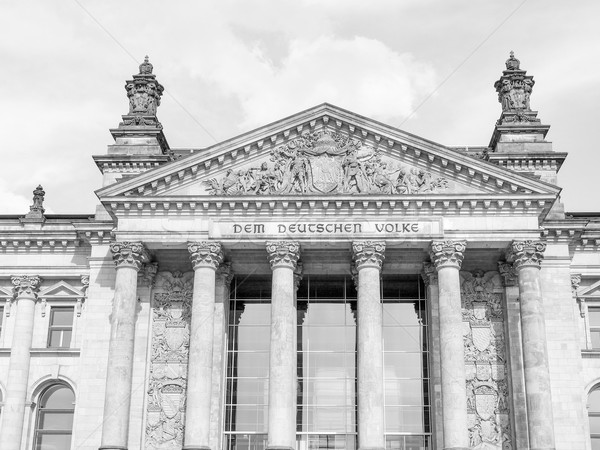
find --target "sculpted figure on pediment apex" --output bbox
[203,130,449,196]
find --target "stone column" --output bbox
[100,242,149,450]
[352,241,386,450]
[184,241,224,450]
[266,241,300,450]
[506,240,555,450]
[429,240,469,450]
[0,276,41,450]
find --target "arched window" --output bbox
[33,384,75,450]
[590,387,600,449]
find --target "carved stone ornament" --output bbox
[145,271,194,449]
[421,262,437,287]
[495,51,535,112]
[352,240,386,270]
[188,241,224,270]
[266,241,300,269]
[216,262,234,287]
[110,242,150,271]
[505,240,546,270]
[22,185,46,222]
[203,131,449,196]
[571,274,581,296]
[11,275,41,299]
[294,261,304,291]
[497,261,517,287]
[140,262,159,287]
[461,270,512,450]
[125,56,164,116]
[429,240,467,270]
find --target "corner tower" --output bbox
[94,56,174,219]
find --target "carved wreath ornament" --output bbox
[204,131,449,196]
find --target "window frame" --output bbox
[32,383,75,450]
[46,306,75,349]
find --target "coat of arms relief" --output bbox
[461,271,512,450]
[145,271,194,450]
[204,131,449,195]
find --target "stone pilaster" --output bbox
[99,242,149,450]
[429,240,469,450]
[184,242,224,450]
[422,262,444,450]
[506,240,555,450]
[0,276,41,450]
[352,240,386,450]
[498,261,529,449]
[266,241,300,450]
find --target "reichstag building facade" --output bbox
[0,54,599,450]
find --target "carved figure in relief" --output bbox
[204,131,449,196]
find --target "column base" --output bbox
[183,447,211,450]
[99,447,128,450]
[442,447,469,450]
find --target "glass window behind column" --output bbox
[382,275,431,449]
[589,307,600,349]
[225,276,271,450]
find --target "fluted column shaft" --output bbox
[0,276,41,450]
[100,242,148,450]
[352,241,386,450]
[184,242,224,450]
[266,241,300,450]
[430,240,469,450]
[506,240,555,450]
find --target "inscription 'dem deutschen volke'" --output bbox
[211,220,443,239]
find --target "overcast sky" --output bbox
[1,0,598,215]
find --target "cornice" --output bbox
[100,193,556,218]
[96,104,561,200]
[93,155,172,174]
[487,152,567,173]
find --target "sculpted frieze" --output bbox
[204,131,449,195]
[461,270,512,450]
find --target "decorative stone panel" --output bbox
[145,271,194,450]
[461,270,512,450]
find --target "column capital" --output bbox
[421,262,438,287]
[11,275,41,299]
[110,241,149,271]
[266,241,300,270]
[429,240,466,270]
[505,240,546,270]
[498,261,518,287]
[352,240,385,270]
[188,241,224,270]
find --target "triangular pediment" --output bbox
[97,104,560,215]
[38,281,84,299]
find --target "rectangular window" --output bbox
[590,307,600,349]
[0,306,3,338]
[47,307,74,348]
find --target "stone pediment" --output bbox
[96,104,560,215]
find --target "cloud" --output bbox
[0,180,31,215]
[196,34,437,129]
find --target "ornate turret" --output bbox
[94,56,174,220]
[108,56,170,155]
[489,51,550,151]
[21,185,46,223]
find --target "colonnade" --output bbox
[92,239,555,450]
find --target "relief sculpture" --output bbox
[461,270,512,450]
[204,131,448,195]
[145,271,194,450]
